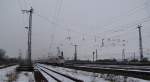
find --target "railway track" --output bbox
[35,64,84,82]
[80,65,150,71]
[0,64,17,69]
[62,65,150,80]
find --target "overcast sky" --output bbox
[0,0,150,60]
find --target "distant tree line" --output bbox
[0,49,18,65]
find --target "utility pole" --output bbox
[133,52,136,61]
[73,44,78,61]
[61,51,64,57]
[95,49,98,61]
[137,25,143,61]
[101,39,104,47]
[122,43,125,61]
[94,36,98,61]
[57,46,61,56]
[22,7,33,66]
[93,51,95,62]
[122,48,125,61]
[18,49,22,65]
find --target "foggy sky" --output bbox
[0,0,150,60]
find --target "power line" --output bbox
[98,2,146,30]
[20,0,150,45]
[63,16,150,43]
[98,16,150,38]
[17,0,23,10]
[49,0,64,51]
[26,0,33,7]
[60,16,149,44]
[53,0,63,22]
[17,0,28,27]
[32,4,147,42]
[64,3,147,39]
[55,2,146,37]
[66,17,150,43]
[23,0,28,8]
[36,14,150,47]
[35,12,56,25]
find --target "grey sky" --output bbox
[0,0,150,60]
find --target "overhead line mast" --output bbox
[17,7,34,71]
[137,25,143,61]
[72,44,79,61]
[22,7,33,66]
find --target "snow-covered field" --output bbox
[38,64,150,82]
[0,65,17,82]
[1,64,149,82]
[15,72,35,82]
[0,65,35,82]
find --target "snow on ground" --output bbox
[0,65,6,68]
[15,72,35,82]
[34,66,57,82]
[37,65,74,82]
[127,77,150,82]
[0,65,35,82]
[38,64,109,82]
[39,64,150,82]
[0,65,17,82]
